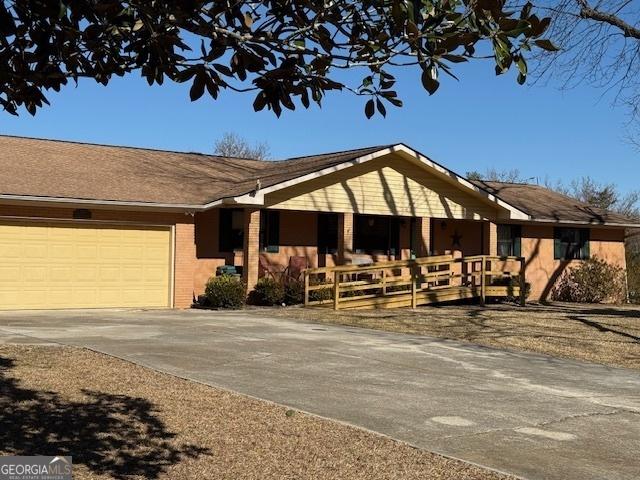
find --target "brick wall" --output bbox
[243,208,261,291]
[522,225,627,301]
[338,212,353,264]
[174,222,197,308]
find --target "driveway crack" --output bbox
[439,408,635,441]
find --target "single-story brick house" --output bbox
[0,135,636,310]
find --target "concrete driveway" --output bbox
[0,309,638,480]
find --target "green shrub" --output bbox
[284,279,305,305]
[249,277,285,306]
[308,278,333,303]
[551,256,627,304]
[204,274,245,309]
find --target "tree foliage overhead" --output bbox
[0,0,554,117]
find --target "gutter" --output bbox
[0,193,216,212]
[522,218,640,229]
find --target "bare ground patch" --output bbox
[0,344,509,480]
[267,302,640,370]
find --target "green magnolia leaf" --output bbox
[421,67,439,95]
[534,39,560,51]
[376,98,386,117]
[516,57,527,76]
[243,12,253,28]
[253,92,267,111]
[441,54,467,63]
[365,98,375,119]
[190,72,206,101]
[521,2,533,19]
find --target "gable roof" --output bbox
[472,180,638,227]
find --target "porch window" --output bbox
[317,213,338,254]
[497,224,521,257]
[354,214,400,255]
[219,208,244,252]
[260,210,280,253]
[554,227,590,260]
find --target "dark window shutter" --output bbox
[268,211,280,252]
[261,210,280,253]
[318,214,327,254]
[513,226,522,257]
[318,214,338,254]
[219,209,232,252]
[389,218,400,256]
[580,229,590,259]
[554,228,562,260]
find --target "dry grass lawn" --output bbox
[269,302,640,370]
[0,344,509,480]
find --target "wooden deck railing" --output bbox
[303,254,526,310]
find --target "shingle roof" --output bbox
[0,135,387,205]
[0,135,636,226]
[471,180,637,226]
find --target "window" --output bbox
[497,225,521,257]
[317,213,338,254]
[260,210,280,253]
[354,215,400,255]
[219,209,244,252]
[554,228,590,260]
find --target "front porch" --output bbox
[193,207,507,295]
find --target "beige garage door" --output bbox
[0,221,172,310]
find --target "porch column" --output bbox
[243,208,261,291]
[337,212,354,265]
[416,217,431,257]
[485,221,498,256]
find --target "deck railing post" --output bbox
[303,270,310,307]
[480,257,486,306]
[519,257,526,307]
[333,270,340,310]
[382,269,387,296]
[411,261,418,308]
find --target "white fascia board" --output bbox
[225,144,530,220]
[218,192,265,206]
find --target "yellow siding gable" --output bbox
[264,154,500,219]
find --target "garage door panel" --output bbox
[0,222,171,310]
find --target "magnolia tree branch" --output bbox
[577,0,640,39]
[0,0,554,118]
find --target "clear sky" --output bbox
[1,57,638,194]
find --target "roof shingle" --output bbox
[471,180,637,226]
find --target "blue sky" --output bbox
[1,57,637,194]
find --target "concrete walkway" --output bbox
[0,309,638,480]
